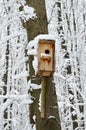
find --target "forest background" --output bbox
[0,0,86,130]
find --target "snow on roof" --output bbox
[34,34,56,41]
[27,34,56,56]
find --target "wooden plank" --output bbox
[41,77,46,118]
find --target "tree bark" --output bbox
[25,0,61,130]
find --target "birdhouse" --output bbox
[37,39,55,76]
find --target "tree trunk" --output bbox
[25,0,61,130]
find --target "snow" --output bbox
[0,0,35,130]
[0,0,86,130]
[27,34,56,55]
[30,83,41,90]
[48,116,55,119]
[46,0,86,130]
[23,5,36,21]
[34,34,56,40]
[41,53,51,58]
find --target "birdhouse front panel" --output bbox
[37,39,55,76]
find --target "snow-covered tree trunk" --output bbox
[46,0,86,130]
[25,0,61,130]
[0,0,35,130]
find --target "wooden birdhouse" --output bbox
[37,39,55,76]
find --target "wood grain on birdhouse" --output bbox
[37,39,55,76]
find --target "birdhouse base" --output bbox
[37,71,54,77]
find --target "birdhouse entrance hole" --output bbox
[45,49,50,54]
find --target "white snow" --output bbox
[27,34,56,55]
[46,0,86,130]
[0,0,86,130]
[0,0,35,130]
